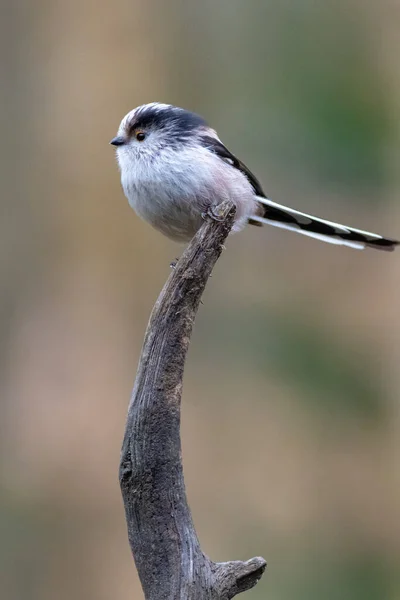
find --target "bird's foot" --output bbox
[201,205,226,222]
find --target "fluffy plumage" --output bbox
[112,103,399,251]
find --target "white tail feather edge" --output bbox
[253,196,387,250]
[250,214,365,249]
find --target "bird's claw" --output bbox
[201,206,226,222]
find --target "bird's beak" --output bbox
[110,136,126,147]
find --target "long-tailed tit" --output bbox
[111,103,398,251]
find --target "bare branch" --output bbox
[120,200,267,599]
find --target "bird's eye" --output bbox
[135,131,146,142]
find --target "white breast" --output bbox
[118,144,257,241]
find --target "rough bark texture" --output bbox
[119,200,267,599]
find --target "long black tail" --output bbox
[249,197,399,251]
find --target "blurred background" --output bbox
[1,1,400,598]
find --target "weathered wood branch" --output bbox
[119,200,266,599]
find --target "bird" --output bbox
[111,102,398,251]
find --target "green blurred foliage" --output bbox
[276,4,393,192]
[193,307,386,422]
[249,553,390,600]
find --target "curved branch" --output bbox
[119,200,267,599]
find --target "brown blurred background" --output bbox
[1,1,400,598]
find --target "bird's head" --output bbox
[110,103,208,166]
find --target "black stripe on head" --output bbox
[128,104,207,141]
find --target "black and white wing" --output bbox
[201,135,399,251]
